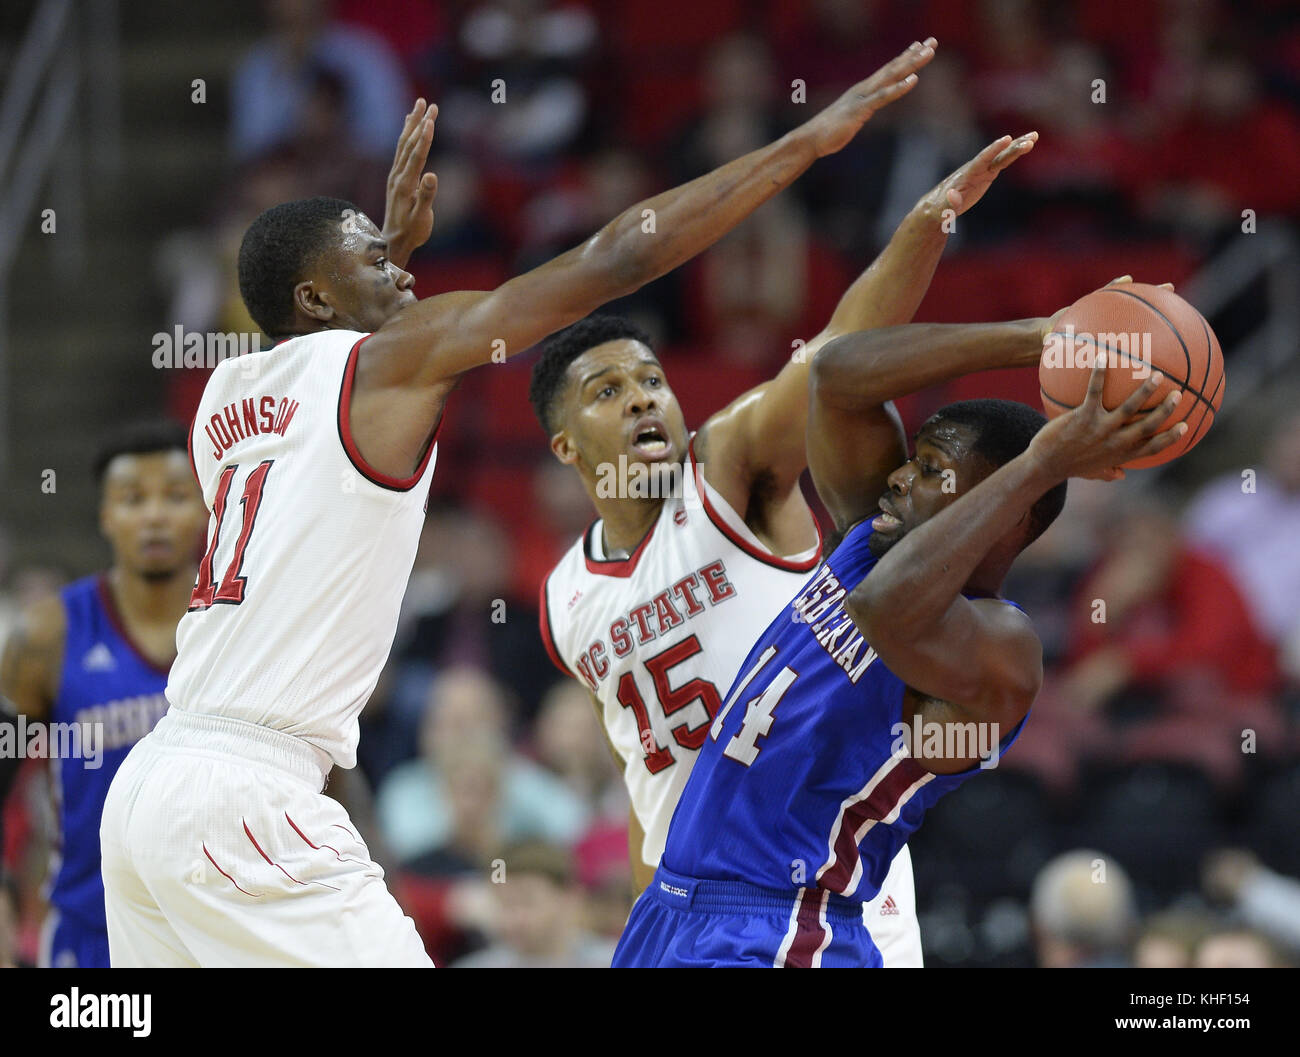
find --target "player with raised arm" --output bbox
[611,285,1188,967]
[98,41,938,968]
[0,424,206,967]
[534,126,1037,967]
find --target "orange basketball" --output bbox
[1038,282,1225,468]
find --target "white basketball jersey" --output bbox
[541,440,821,867]
[168,329,439,770]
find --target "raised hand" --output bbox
[803,39,937,158]
[928,131,1037,218]
[382,99,439,269]
[1028,357,1187,482]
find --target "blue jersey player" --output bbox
[1,423,206,967]
[614,278,1190,967]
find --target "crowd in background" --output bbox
[3,0,1300,967]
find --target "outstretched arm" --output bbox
[847,361,1187,732]
[697,132,1039,531]
[358,41,938,390]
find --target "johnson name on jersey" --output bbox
[168,330,439,770]
[540,439,821,866]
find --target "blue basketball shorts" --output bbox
[613,865,883,968]
[41,909,111,969]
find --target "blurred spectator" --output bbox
[1007,42,1143,244]
[375,667,589,864]
[1030,849,1137,967]
[1132,908,1216,968]
[363,505,558,776]
[1058,498,1279,782]
[1192,926,1285,968]
[451,840,616,967]
[1203,848,1300,952]
[1146,45,1300,242]
[231,0,409,163]
[1184,412,1300,681]
[531,680,629,821]
[515,148,684,341]
[573,821,635,938]
[510,458,598,603]
[433,0,598,163]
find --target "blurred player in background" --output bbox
[99,41,938,967]
[613,305,1188,966]
[533,129,1035,967]
[0,423,205,967]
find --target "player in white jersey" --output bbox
[535,131,1040,967]
[99,44,939,967]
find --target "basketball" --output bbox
[1039,282,1225,468]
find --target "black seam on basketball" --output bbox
[1039,387,1075,411]
[1045,330,1217,414]
[1183,311,1217,445]
[1102,287,1194,395]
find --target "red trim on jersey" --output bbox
[337,333,443,491]
[95,575,173,676]
[203,843,262,897]
[688,437,822,573]
[781,888,831,968]
[538,573,573,676]
[817,756,929,895]
[580,518,659,578]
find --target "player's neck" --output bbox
[595,496,664,556]
[107,566,197,625]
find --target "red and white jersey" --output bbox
[168,329,439,770]
[541,439,821,867]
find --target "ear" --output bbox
[293,279,335,325]
[550,430,579,466]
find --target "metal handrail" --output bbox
[0,0,119,477]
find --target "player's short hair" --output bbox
[528,315,654,435]
[93,421,190,486]
[924,398,1067,546]
[237,196,356,338]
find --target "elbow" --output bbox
[846,579,893,645]
[588,217,656,297]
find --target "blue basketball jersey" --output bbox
[660,520,1029,904]
[49,575,171,936]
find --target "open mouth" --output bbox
[631,422,671,459]
[871,499,903,533]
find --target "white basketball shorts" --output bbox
[100,710,433,967]
[863,844,923,968]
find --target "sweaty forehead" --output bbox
[916,419,978,458]
[337,212,383,253]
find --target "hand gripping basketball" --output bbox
[1029,358,1188,483]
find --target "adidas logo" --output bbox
[81,643,117,672]
[879,894,899,916]
[674,508,687,526]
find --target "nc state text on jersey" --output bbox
[573,559,737,690]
